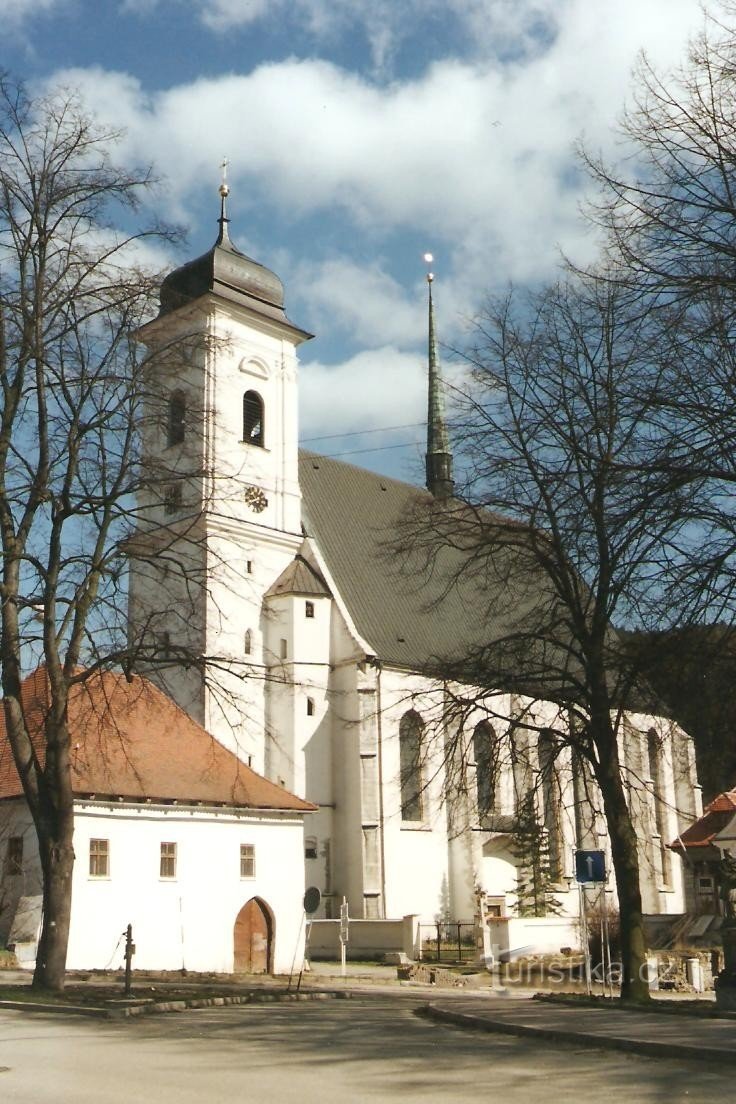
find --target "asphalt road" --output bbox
[0,995,724,1103]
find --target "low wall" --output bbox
[308,915,420,960]
[487,916,581,961]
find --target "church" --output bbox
[124,181,702,945]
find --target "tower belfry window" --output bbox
[243,391,264,447]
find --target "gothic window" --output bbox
[647,730,672,886]
[167,390,186,446]
[538,731,563,882]
[243,390,264,447]
[307,696,315,716]
[399,710,424,822]
[473,720,497,828]
[244,629,252,656]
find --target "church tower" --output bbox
[128,181,312,773]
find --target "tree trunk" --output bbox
[596,748,650,1002]
[32,820,75,992]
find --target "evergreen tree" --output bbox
[511,790,562,918]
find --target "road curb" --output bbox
[0,989,351,1020]
[419,1003,736,1065]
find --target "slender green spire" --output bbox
[425,259,453,498]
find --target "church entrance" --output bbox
[233,898,273,974]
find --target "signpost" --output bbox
[574,849,611,996]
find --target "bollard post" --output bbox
[124,924,135,997]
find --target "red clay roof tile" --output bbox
[0,667,315,813]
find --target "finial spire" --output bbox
[217,157,232,245]
[423,253,454,499]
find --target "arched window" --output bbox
[538,731,563,882]
[473,721,496,828]
[399,711,424,822]
[244,629,252,656]
[168,390,186,446]
[647,729,672,886]
[243,390,264,447]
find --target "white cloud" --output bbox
[300,346,425,443]
[292,258,424,349]
[124,0,705,73]
[0,0,65,25]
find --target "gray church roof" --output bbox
[298,450,536,676]
[298,450,661,711]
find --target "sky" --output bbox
[2,0,708,483]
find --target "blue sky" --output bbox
[3,0,706,482]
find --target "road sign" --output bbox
[303,886,321,915]
[575,849,606,884]
[339,898,349,943]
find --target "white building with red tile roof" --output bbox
[0,668,315,972]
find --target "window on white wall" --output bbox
[160,841,177,879]
[164,483,182,514]
[243,391,264,446]
[89,839,109,877]
[305,601,315,619]
[399,710,424,822]
[4,836,23,875]
[307,696,315,716]
[473,720,497,828]
[240,843,256,878]
[167,390,186,446]
[244,629,253,656]
[280,638,288,660]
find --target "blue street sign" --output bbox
[575,849,606,884]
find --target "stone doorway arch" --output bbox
[233,897,274,974]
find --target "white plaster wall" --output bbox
[376,669,451,924]
[67,803,308,974]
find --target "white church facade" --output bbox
[122,186,701,941]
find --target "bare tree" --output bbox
[0,75,184,991]
[583,3,736,622]
[399,274,690,1001]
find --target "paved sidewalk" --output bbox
[423,996,736,1064]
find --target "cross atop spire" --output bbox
[423,253,454,499]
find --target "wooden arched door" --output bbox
[233,898,273,974]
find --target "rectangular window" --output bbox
[160,841,177,879]
[240,843,256,878]
[4,835,23,875]
[280,638,288,660]
[89,838,109,878]
[164,483,182,515]
[305,600,315,619]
